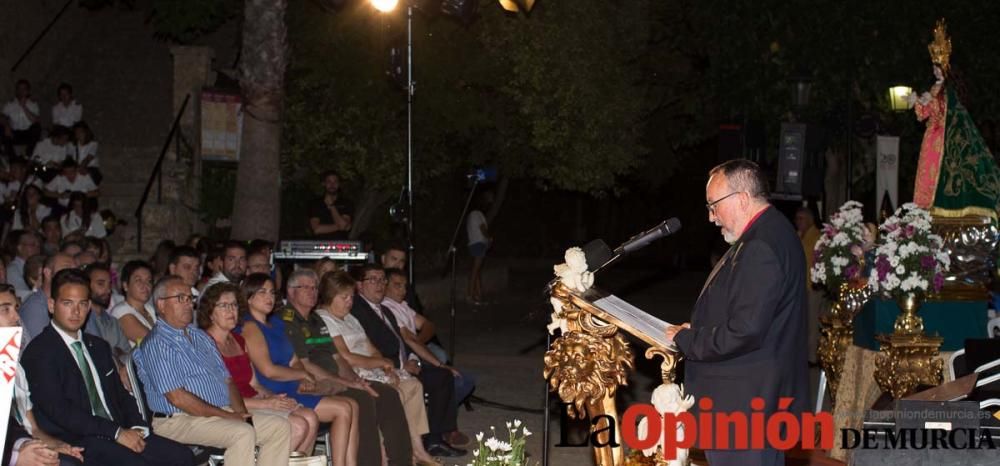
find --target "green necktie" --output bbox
[71,341,111,420]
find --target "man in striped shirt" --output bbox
[134,275,291,465]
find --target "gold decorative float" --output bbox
[874,294,944,399]
[818,282,871,405]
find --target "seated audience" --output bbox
[167,246,202,298]
[40,216,62,256]
[199,283,328,457]
[280,269,413,466]
[148,240,175,282]
[82,263,131,361]
[205,241,247,289]
[6,230,40,294]
[44,159,98,208]
[51,83,82,129]
[197,245,224,292]
[247,251,270,276]
[204,281,358,464]
[20,254,45,301]
[133,276,291,466]
[21,269,193,465]
[380,243,424,314]
[1,79,41,156]
[109,260,156,346]
[383,268,476,406]
[315,271,441,464]
[313,258,338,282]
[248,239,282,289]
[349,264,469,453]
[10,186,50,232]
[59,240,85,258]
[31,127,71,180]
[21,253,76,341]
[60,192,106,238]
[67,123,99,184]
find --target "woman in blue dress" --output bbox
[235,276,360,466]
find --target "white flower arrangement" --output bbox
[868,203,950,298]
[812,200,868,292]
[467,421,533,466]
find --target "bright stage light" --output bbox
[371,0,399,12]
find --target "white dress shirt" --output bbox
[2,99,39,131]
[52,324,113,421]
[51,101,82,128]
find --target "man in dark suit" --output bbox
[21,269,193,466]
[666,159,809,466]
[350,264,469,456]
[0,282,82,466]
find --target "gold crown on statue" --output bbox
[928,19,952,74]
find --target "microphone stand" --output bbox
[445,177,481,363]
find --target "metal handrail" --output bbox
[135,93,190,252]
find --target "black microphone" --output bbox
[581,239,613,272]
[614,218,682,255]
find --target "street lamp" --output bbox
[888,85,914,112]
[371,0,398,12]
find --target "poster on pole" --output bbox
[0,327,23,458]
[201,89,242,162]
[876,136,900,216]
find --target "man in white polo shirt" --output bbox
[2,79,41,156]
[51,83,83,129]
[32,127,71,182]
[44,159,98,208]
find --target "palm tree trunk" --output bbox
[230,0,288,241]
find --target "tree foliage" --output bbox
[150,0,236,43]
[474,1,652,195]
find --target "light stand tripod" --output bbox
[444,176,481,363]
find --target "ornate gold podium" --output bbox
[544,282,681,466]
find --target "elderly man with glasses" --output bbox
[134,275,291,466]
[664,159,809,466]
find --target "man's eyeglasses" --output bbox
[706,191,742,215]
[158,294,194,304]
[363,277,388,285]
[290,285,317,292]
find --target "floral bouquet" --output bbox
[812,200,868,294]
[867,203,950,299]
[467,421,533,466]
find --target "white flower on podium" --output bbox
[636,383,695,465]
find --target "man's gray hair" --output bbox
[152,275,185,312]
[710,159,769,201]
[286,268,318,290]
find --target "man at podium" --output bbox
[666,160,809,466]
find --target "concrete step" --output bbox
[100,181,149,199]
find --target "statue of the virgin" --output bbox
[908,19,1000,219]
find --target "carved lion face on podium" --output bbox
[543,331,633,418]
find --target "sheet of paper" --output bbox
[593,294,677,351]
